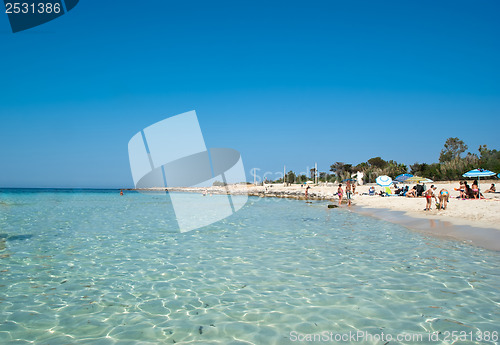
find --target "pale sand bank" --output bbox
[353,206,500,251]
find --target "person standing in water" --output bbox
[337,184,344,206]
[305,185,310,199]
[345,181,352,207]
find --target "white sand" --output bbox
[350,181,500,230]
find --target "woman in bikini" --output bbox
[439,189,449,210]
[484,184,496,193]
[406,186,417,198]
[337,184,344,206]
[471,180,479,199]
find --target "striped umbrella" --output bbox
[405,176,433,184]
[395,173,413,182]
[376,175,393,187]
[342,178,356,182]
[462,169,496,194]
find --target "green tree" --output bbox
[478,145,500,172]
[329,162,345,173]
[286,170,296,184]
[297,174,308,183]
[367,157,388,169]
[353,162,369,172]
[310,168,316,181]
[439,137,468,162]
[410,163,428,176]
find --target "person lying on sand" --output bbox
[424,185,438,211]
[484,184,496,193]
[406,186,417,198]
[438,189,449,210]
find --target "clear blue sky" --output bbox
[1,0,499,188]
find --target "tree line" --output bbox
[275,138,500,184]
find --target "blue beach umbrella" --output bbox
[462,168,496,194]
[376,175,393,187]
[395,173,413,182]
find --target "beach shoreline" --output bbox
[352,206,500,252]
[134,181,500,251]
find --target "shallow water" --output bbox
[0,189,499,344]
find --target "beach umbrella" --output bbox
[395,173,413,182]
[462,168,496,194]
[376,175,393,187]
[405,176,433,184]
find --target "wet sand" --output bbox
[352,206,500,251]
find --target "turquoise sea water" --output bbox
[0,189,499,345]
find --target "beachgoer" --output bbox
[416,184,424,197]
[472,180,479,199]
[352,183,356,195]
[337,184,344,206]
[368,186,375,196]
[120,190,123,196]
[484,184,496,193]
[439,189,449,210]
[345,181,352,206]
[456,181,466,198]
[462,181,470,199]
[406,186,417,198]
[424,185,438,210]
[403,186,409,196]
[305,185,310,199]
